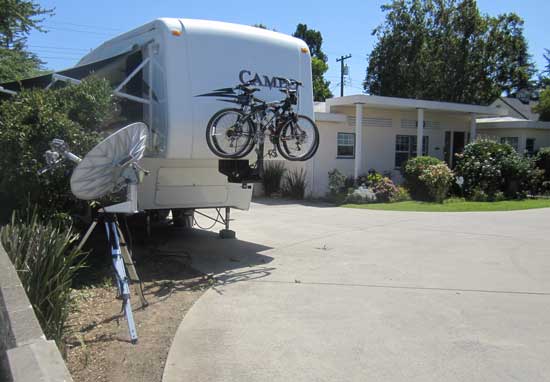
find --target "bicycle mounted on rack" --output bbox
[202,77,319,182]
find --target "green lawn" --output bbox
[342,198,550,212]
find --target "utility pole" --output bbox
[336,54,352,97]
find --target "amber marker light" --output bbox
[300,47,309,53]
[171,30,182,36]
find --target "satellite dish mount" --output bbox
[39,122,150,344]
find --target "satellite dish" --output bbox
[37,121,149,344]
[70,122,147,200]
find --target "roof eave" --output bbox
[326,95,506,116]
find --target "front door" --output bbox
[452,132,465,168]
[444,131,466,168]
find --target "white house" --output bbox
[286,94,550,198]
[476,96,550,154]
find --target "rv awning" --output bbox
[0,49,135,94]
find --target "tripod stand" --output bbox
[79,212,148,344]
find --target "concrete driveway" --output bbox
[162,201,550,382]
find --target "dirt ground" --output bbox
[63,226,212,382]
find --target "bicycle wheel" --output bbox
[277,115,319,161]
[206,109,255,158]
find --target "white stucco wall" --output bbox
[309,108,473,197]
[477,128,550,153]
[255,104,550,199]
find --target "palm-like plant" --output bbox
[0,208,86,349]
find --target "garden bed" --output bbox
[343,198,550,212]
[63,233,210,382]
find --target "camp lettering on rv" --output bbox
[238,70,295,89]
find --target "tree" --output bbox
[293,24,332,101]
[0,47,42,82]
[533,88,550,121]
[0,79,116,219]
[537,49,550,89]
[364,0,535,105]
[0,0,52,49]
[0,0,53,82]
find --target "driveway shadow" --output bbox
[134,226,275,286]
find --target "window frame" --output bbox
[394,134,429,168]
[500,137,519,152]
[525,138,535,156]
[336,132,355,158]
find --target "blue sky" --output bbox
[28,0,549,96]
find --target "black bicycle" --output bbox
[204,78,319,161]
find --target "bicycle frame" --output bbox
[238,93,298,151]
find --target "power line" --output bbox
[29,45,89,52]
[44,26,114,37]
[39,56,80,60]
[45,20,124,32]
[32,49,87,56]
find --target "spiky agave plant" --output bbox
[262,161,286,197]
[0,208,86,348]
[282,168,307,200]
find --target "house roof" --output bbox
[497,97,539,120]
[325,94,505,116]
[477,116,550,130]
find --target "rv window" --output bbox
[121,51,144,122]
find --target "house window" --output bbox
[500,137,519,151]
[395,135,429,168]
[525,138,535,156]
[337,132,355,158]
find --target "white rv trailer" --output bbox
[81,18,313,217]
[1,18,314,227]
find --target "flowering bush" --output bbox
[402,156,444,200]
[455,139,542,199]
[418,163,454,202]
[372,176,398,202]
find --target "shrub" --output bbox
[345,186,377,204]
[402,156,443,200]
[470,188,489,202]
[372,176,398,202]
[344,175,356,189]
[367,172,384,187]
[391,186,411,202]
[355,173,369,186]
[262,161,286,196]
[282,168,307,199]
[500,155,543,198]
[328,169,347,195]
[535,147,550,180]
[455,139,541,199]
[0,78,117,221]
[0,208,86,347]
[418,163,454,202]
